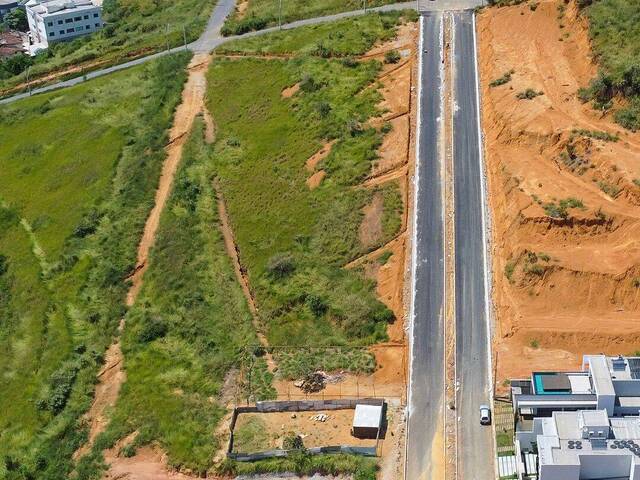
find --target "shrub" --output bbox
[384,50,401,64]
[299,74,322,93]
[504,262,515,281]
[0,254,8,276]
[516,88,543,100]
[137,316,168,343]
[282,432,304,450]
[266,253,296,279]
[341,57,359,68]
[489,69,515,87]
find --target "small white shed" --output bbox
[352,403,383,439]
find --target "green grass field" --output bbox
[209,12,411,357]
[77,118,274,475]
[0,52,190,479]
[0,0,213,94]
[581,0,640,130]
[221,0,405,35]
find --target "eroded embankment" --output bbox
[478,0,640,385]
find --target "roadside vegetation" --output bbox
[0,52,190,479]
[579,0,640,130]
[0,0,213,95]
[218,10,416,56]
[221,0,404,36]
[208,12,414,364]
[218,452,378,478]
[75,118,273,476]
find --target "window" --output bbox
[59,30,64,34]
[74,16,81,21]
[95,23,100,28]
[85,24,91,29]
[83,14,88,19]
[93,13,98,17]
[66,27,74,33]
[47,21,53,26]
[65,18,72,23]
[57,19,63,24]
[76,25,83,31]
[49,31,55,36]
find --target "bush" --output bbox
[137,316,168,343]
[516,88,543,100]
[266,253,296,279]
[489,69,514,87]
[282,432,304,450]
[384,50,401,64]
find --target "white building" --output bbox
[512,355,640,419]
[25,0,102,50]
[516,410,640,480]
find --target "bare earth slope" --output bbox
[479,0,640,383]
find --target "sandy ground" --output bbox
[233,410,377,451]
[478,0,640,387]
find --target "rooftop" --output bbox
[534,410,640,466]
[25,0,97,15]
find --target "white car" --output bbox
[479,405,491,426]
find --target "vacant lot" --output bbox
[0,53,189,479]
[0,0,213,95]
[208,12,414,360]
[222,0,404,35]
[478,0,640,380]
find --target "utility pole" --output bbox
[363,0,366,13]
[26,66,31,96]
[183,25,187,49]
[165,23,169,52]
[278,0,282,29]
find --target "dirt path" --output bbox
[73,53,212,465]
[213,179,276,371]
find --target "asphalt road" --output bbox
[406,12,445,480]
[452,10,494,480]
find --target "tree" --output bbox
[5,8,28,31]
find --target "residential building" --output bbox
[516,409,640,480]
[512,355,640,419]
[0,0,20,21]
[511,355,640,479]
[24,0,102,50]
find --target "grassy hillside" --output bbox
[580,0,640,130]
[79,119,274,475]
[0,0,212,94]
[221,0,404,35]
[0,52,190,479]
[209,12,411,355]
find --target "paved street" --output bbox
[452,9,494,480]
[406,12,445,480]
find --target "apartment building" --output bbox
[25,0,102,49]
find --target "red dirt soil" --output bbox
[478,0,640,385]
